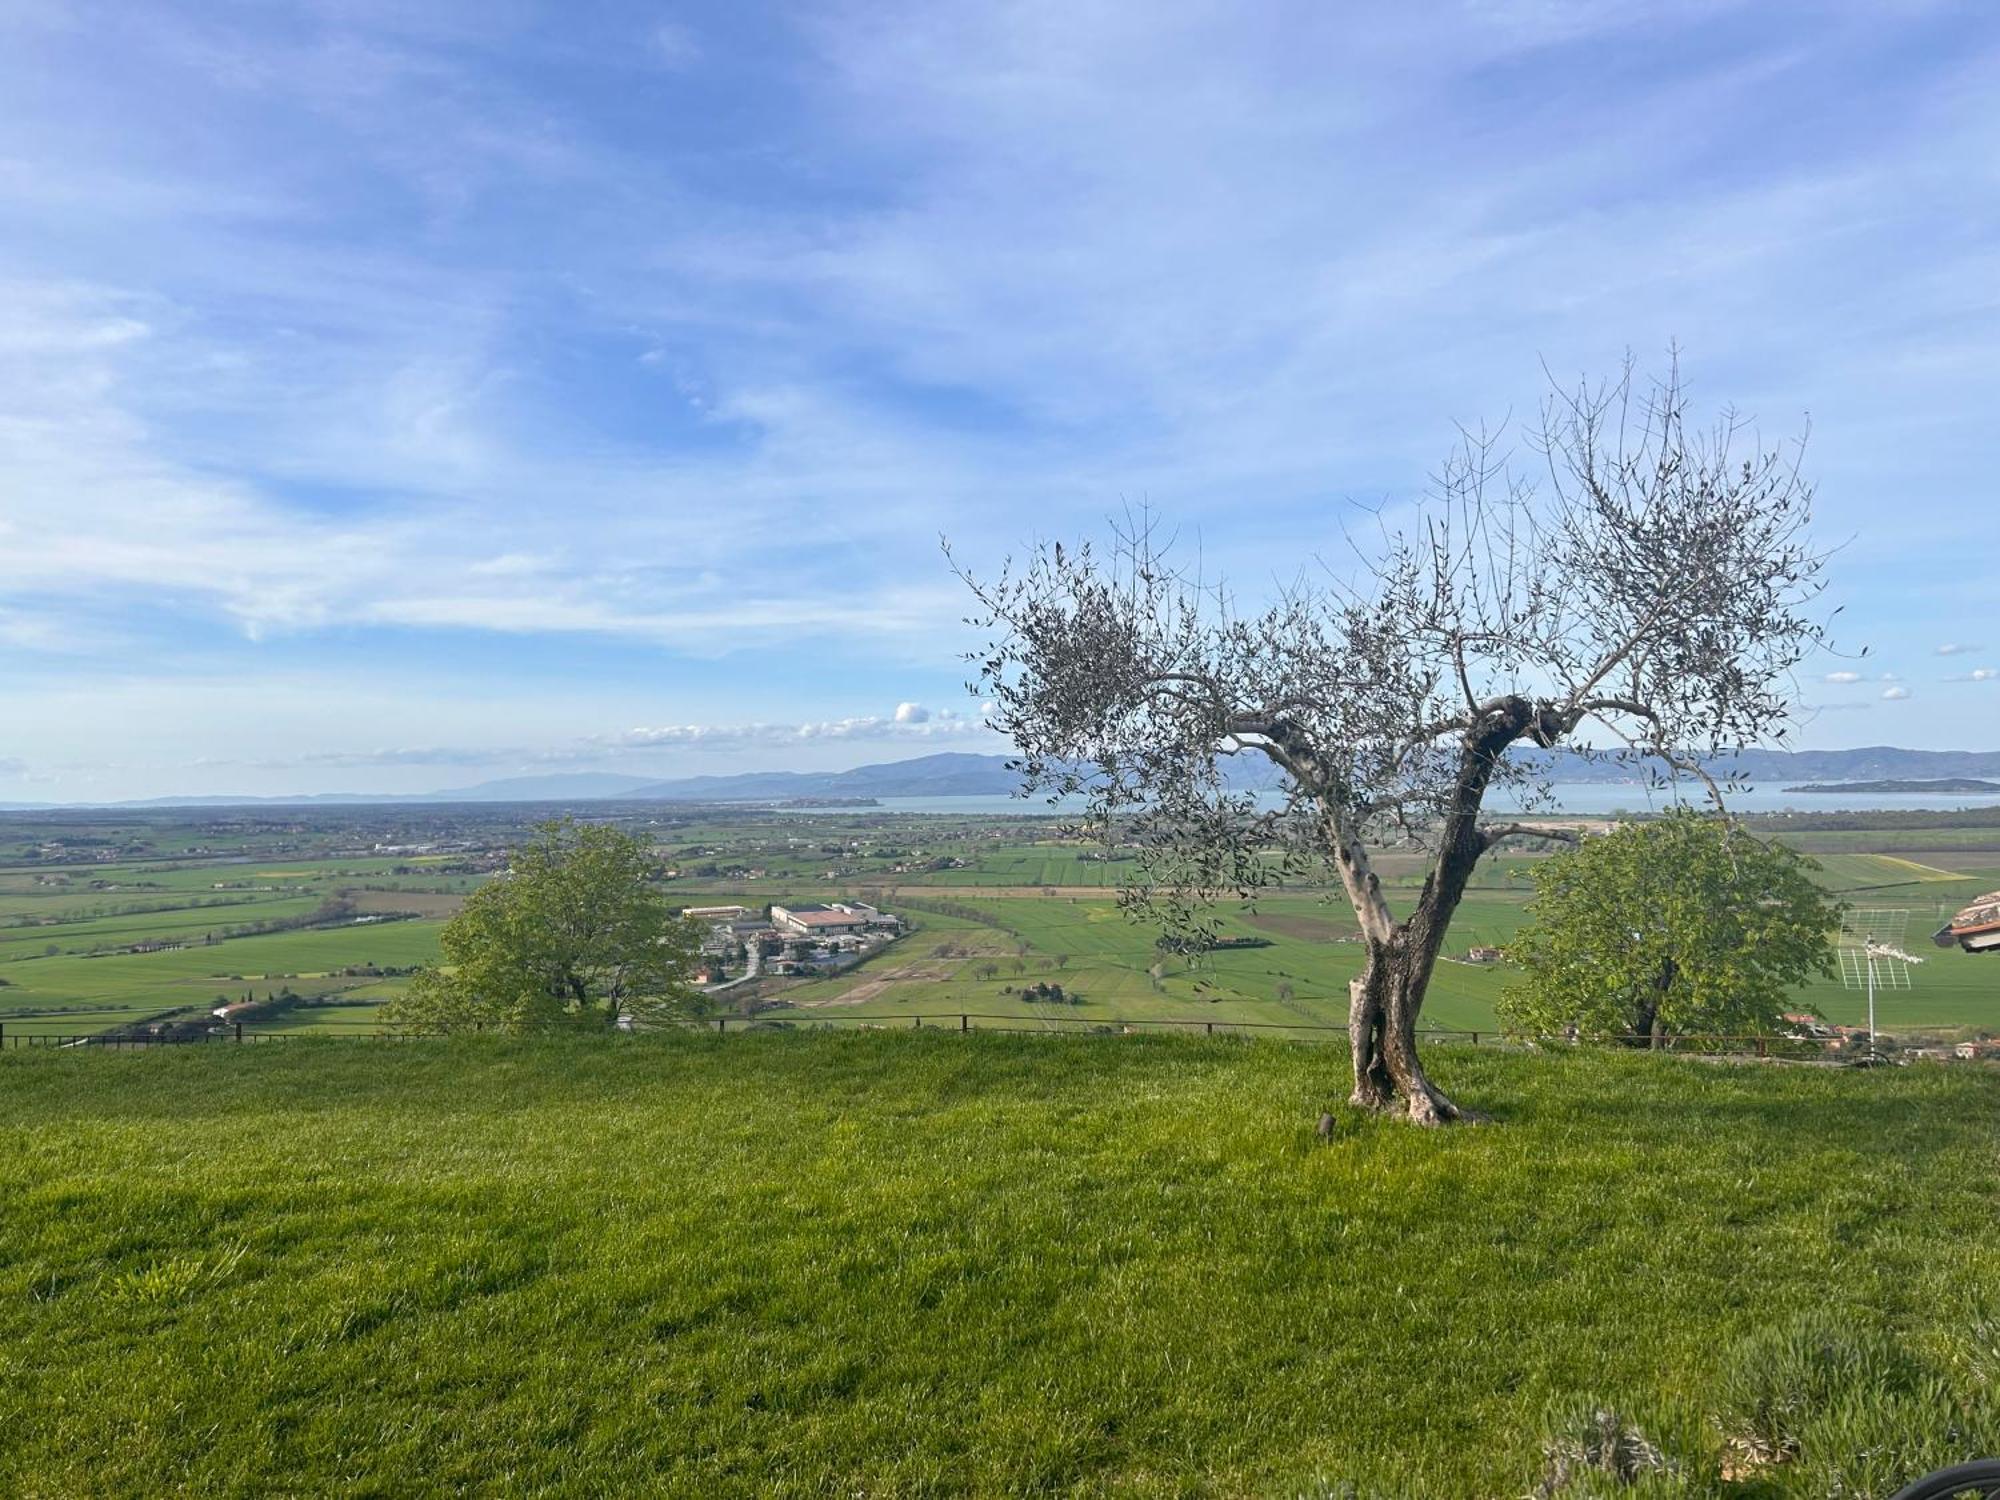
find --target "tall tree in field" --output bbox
[388,819,705,1033]
[1498,810,1841,1046]
[957,363,1832,1123]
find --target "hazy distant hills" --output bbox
[8,746,2000,811]
[620,752,1023,802]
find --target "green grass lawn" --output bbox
[3,1034,1996,1497]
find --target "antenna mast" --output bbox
[1836,909,1924,1055]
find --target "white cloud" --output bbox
[1937,643,1981,655]
[893,701,930,723]
[1968,667,1997,683]
[1882,686,1910,701]
[613,712,998,750]
[286,746,513,768]
[1823,670,1863,684]
[649,21,702,69]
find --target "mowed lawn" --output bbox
[3,1035,1997,1497]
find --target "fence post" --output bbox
[235,1021,243,1043]
[1757,1036,1768,1059]
[913,1015,921,1028]
[1205,1020,1214,1036]
[717,1016,727,1034]
[960,1013,968,1033]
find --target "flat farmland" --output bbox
[5,806,1998,1043]
[0,896,330,961]
[904,843,1549,893]
[0,921,446,1028]
[772,850,2000,1036]
[770,892,1523,1034]
[1,814,488,1032]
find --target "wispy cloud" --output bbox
[283,746,518,769]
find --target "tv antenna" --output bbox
[1836,909,1924,1053]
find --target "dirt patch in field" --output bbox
[887,885,1115,899]
[1243,912,1361,944]
[796,960,959,1006]
[347,890,465,918]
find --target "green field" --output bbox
[0,921,444,1022]
[5,808,1999,1041]
[2,1034,1996,1496]
[769,877,2000,1036]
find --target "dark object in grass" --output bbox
[1888,1460,2000,1499]
[1315,1111,1335,1140]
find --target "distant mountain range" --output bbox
[7,746,2000,811]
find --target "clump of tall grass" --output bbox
[1711,1308,1998,1492]
[1713,1309,1924,1470]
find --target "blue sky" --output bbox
[2,0,1997,800]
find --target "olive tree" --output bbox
[1498,809,1841,1046]
[388,819,705,1033]
[956,363,1832,1123]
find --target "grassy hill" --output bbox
[3,1034,1997,1496]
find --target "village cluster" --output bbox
[680,899,904,986]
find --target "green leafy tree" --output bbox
[1498,810,1840,1046]
[387,820,705,1034]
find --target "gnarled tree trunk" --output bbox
[1348,935,1469,1124]
[1340,712,1522,1124]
